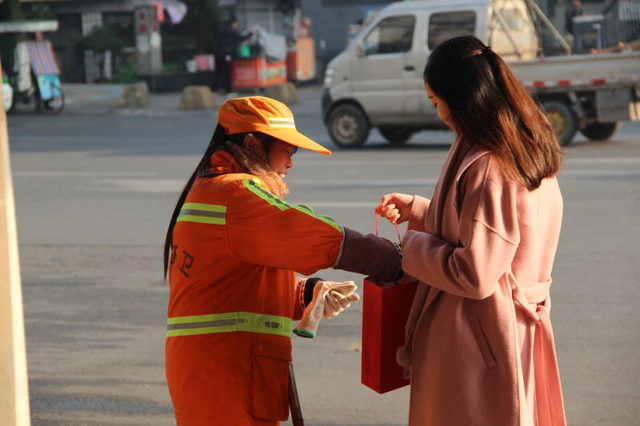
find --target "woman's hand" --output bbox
[323,281,359,319]
[376,193,414,224]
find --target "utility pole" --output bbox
[0,61,31,426]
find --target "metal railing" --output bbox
[601,0,640,48]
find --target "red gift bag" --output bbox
[361,215,418,394]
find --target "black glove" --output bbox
[333,227,403,282]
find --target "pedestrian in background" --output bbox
[214,17,254,96]
[377,36,566,425]
[164,96,402,425]
[565,0,585,36]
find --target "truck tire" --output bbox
[327,104,370,148]
[580,122,622,141]
[379,126,414,145]
[542,101,578,146]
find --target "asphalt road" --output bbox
[6,91,640,425]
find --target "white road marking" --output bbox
[101,179,183,193]
[289,202,376,208]
[92,178,438,193]
[289,178,438,186]
[293,159,445,166]
[13,171,157,178]
[564,157,640,164]
[559,169,640,177]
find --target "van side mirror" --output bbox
[356,42,366,57]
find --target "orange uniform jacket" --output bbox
[165,151,345,425]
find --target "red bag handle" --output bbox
[375,212,408,285]
[375,211,403,243]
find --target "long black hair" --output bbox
[424,36,561,190]
[163,126,278,279]
[163,125,226,279]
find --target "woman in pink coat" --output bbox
[377,36,567,425]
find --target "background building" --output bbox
[301,0,638,78]
[3,0,636,84]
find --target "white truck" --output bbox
[321,0,640,147]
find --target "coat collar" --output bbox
[208,149,245,175]
[453,140,492,185]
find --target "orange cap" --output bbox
[217,96,331,155]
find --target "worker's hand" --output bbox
[323,281,359,319]
[376,193,414,225]
[293,281,331,338]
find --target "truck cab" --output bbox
[322,0,538,147]
[322,0,640,147]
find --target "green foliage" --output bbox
[24,4,54,20]
[0,0,24,22]
[181,0,219,53]
[107,61,138,83]
[76,26,124,53]
[162,61,185,74]
[0,0,24,71]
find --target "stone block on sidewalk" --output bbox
[179,86,217,110]
[264,83,299,105]
[120,82,149,107]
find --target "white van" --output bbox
[322,0,640,147]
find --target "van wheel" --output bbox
[580,122,622,141]
[379,126,414,145]
[542,101,578,146]
[327,104,370,148]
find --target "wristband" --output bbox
[297,279,307,311]
[304,277,323,307]
[392,242,404,282]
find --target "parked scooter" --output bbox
[6,67,64,115]
[0,20,64,115]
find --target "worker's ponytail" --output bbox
[163,125,290,280]
[163,124,225,279]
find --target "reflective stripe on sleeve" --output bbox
[166,311,292,338]
[242,179,344,234]
[177,202,226,225]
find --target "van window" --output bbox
[428,11,476,50]
[363,15,415,55]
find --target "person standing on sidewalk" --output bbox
[164,96,402,425]
[377,36,566,425]
[214,17,254,96]
[565,0,585,36]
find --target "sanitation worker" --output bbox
[163,96,402,425]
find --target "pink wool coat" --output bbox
[398,139,566,426]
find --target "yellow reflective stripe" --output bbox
[177,215,225,225]
[178,203,226,225]
[242,179,343,234]
[167,311,292,338]
[268,118,295,123]
[182,203,226,213]
[243,179,288,212]
[268,117,296,128]
[168,311,238,325]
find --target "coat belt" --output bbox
[507,274,567,426]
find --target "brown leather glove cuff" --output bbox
[334,227,402,282]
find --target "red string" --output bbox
[375,212,402,243]
[375,211,408,285]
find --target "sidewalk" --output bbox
[61,83,324,118]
